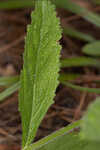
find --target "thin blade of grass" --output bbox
[0,0,33,10]
[59,73,80,82]
[0,76,19,86]
[63,27,95,42]
[62,81,100,94]
[61,57,100,68]
[0,81,20,102]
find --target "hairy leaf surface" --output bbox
[19,0,61,148]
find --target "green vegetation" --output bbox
[0,0,100,150]
[19,0,61,148]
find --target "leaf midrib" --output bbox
[25,1,44,146]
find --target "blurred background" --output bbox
[0,0,100,149]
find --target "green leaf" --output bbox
[82,41,100,56]
[19,0,62,148]
[0,81,20,102]
[61,57,100,68]
[25,120,100,150]
[59,73,80,82]
[0,76,19,86]
[63,27,95,42]
[80,97,100,141]
[35,134,100,150]
[62,81,100,94]
[0,0,33,10]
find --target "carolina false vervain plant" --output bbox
[18,1,100,150]
[19,0,62,149]
[0,0,100,150]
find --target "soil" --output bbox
[0,1,100,150]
